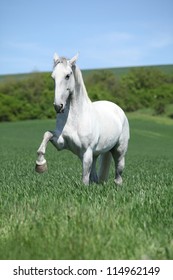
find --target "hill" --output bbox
[0,64,173,121]
[82,64,173,78]
[0,64,173,82]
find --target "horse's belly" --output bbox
[94,125,121,154]
[93,101,125,154]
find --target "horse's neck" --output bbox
[72,87,91,111]
[70,66,92,115]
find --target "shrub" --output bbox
[0,67,172,121]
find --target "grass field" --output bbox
[0,114,173,260]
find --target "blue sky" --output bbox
[1,0,173,74]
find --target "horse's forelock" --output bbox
[53,57,69,68]
[53,58,83,88]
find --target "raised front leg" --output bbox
[35,131,53,173]
[82,148,93,185]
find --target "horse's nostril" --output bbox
[53,103,64,113]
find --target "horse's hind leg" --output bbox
[111,142,127,185]
[35,131,53,173]
[111,122,129,185]
[90,156,98,183]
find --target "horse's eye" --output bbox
[65,74,70,80]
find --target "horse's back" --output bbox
[92,100,127,129]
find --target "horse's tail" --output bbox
[98,152,112,183]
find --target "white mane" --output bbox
[72,64,90,100]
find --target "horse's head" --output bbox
[51,53,78,113]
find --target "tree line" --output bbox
[0,67,173,121]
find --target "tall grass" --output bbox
[0,115,173,259]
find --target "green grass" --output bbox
[0,114,173,259]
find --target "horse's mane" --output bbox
[72,64,90,99]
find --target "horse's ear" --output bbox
[69,53,79,65]
[53,53,59,63]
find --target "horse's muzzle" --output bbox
[54,103,64,113]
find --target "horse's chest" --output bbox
[62,129,82,156]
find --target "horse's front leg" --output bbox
[82,148,93,185]
[35,131,53,173]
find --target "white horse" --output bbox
[35,53,130,185]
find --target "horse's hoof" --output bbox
[114,177,123,186]
[35,162,48,173]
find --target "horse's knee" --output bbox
[43,131,53,141]
[37,131,53,153]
